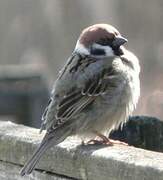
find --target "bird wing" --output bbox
[41,53,117,133]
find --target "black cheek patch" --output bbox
[90,48,105,56]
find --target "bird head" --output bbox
[75,24,127,57]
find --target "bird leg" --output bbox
[86,130,128,146]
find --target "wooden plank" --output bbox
[0,121,163,180]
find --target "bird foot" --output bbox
[85,139,106,145]
[106,139,128,146]
[85,130,128,146]
[85,138,128,146]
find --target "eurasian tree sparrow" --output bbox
[20,24,140,176]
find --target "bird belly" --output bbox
[76,82,135,139]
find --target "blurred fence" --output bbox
[0,64,49,128]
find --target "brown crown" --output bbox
[79,24,120,47]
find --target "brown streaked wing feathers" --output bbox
[50,67,115,131]
[41,55,116,133]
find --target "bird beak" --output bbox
[112,36,128,47]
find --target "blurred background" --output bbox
[0,0,163,127]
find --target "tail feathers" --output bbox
[20,128,70,176]
[20,137,51,176]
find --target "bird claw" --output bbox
[85,138,128,146]
[85,130,129,146]
[85,139,105,145]
[106,139,128,146]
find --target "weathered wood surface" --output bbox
[0,161,70,180]
[0,121,163,180]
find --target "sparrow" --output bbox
[20,23,140,176]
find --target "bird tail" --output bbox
[20,127,70,176]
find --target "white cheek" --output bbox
[93,43,114,57]
[74,42,114,57]
[104,46,114,57]
[74,41,90,55]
